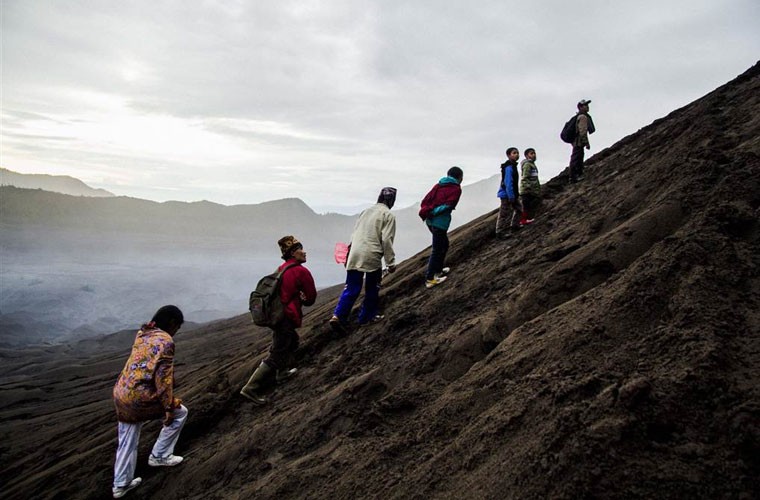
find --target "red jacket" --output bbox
[419,178,462,230]
[278,259,317,327]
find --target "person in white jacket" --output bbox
[330,187,397,333]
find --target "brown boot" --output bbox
[240,362,272,405]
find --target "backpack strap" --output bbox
[277,263,299,276]
[276,263,300,301]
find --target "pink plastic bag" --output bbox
[334,242,349,264]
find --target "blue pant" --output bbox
[426,226,449,280]
[333,269,382,324]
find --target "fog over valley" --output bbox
[0,176,498,345]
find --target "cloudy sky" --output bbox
[2,1,758,212]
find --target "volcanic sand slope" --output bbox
[1,63,759,499]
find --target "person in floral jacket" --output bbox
[111,305,187,499]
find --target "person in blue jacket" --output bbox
[495,147,521,239]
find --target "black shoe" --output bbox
[358,314,385,326]
[495,232,511,240]
[329,315,348,336]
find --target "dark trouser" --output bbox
[426,226,449,280]
[569,145,585,180]
[264,318,299,371]
[521,193,540,220]
[333,269,382,324]
[496,198,522,234]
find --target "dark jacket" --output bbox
[497,160,519,200]
[278,259,317,327]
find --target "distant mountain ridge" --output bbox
[0,167,115,197]
[0,176,500,345]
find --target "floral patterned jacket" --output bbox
[113,325,181,423]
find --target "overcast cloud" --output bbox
[2,0,758,211]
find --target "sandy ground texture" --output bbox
[1,63,759,500]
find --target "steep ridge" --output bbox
[0,167,115,197]
[1,63,759,499]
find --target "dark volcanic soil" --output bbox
[1,64,759,500]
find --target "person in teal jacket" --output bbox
[419,166,463,288]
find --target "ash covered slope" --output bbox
[166,63,759,499]
[3,64,759,499]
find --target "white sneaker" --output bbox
[113,477,142,498]
[425,276,447,288]
[148,454,184,467]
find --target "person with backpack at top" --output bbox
[519,148,541,225]
[329,187,397,335]
[495,147,521,239]
[566,99,595,183]
[420,166,463,288]
[240,235,317,405]
[112,305,187,499]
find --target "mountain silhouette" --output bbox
[1,63,758,499]
[0,167,115,197]
[0,177,497,345]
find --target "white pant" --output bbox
[113,404,188,488]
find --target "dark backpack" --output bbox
[249,264,297,327]
[560,113,595,143]
[560,115,577,143]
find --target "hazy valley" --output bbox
[0,174,499,345]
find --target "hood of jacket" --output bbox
[438,175,461,186]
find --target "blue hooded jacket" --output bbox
[497,160,519,200]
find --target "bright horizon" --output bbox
[2,1,759,211]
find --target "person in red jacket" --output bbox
[240,235,317,405]
[419,166,463,288]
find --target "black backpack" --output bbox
[560,113,595,143]
[560,115,577,143]
[249,264,297,327]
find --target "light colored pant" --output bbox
[113,404,188,488]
